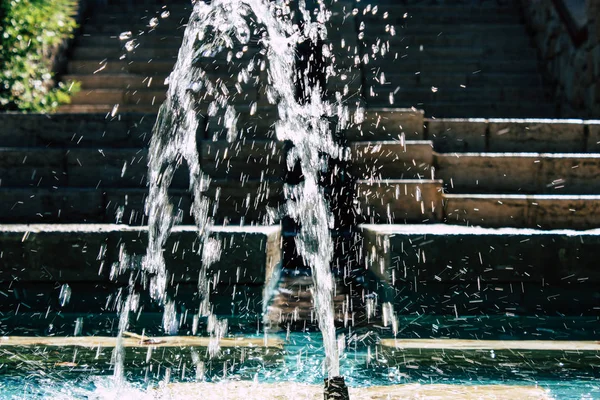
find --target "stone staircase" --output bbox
[1,0,599,337]
[356,0,557,118]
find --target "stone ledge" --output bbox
[361,224,600,315]
[0,224,282,285]
[156,382,551,400]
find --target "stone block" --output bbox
[488,119,585,152]
[0,224,110,282]
[0,224,282,289]
[0,148,66,188]
[205,106,278,141]
[538,154,600,194]
[585,120,600,151]
[361,224,600,294]
[435,153,541,193]
[529,195,600,230]
[200,140,286,180]
[346,108,425,141]
[104,188,193,225]
[66,149,148,188]
[0,188,104,223]
[355,179,443,224]
[350,140,434,179]
[427,118,487,152]
[443,194,531,228]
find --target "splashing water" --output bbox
[144,0,350,379]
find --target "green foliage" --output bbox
[0,0,80,112]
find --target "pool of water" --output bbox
[1,332,598,399]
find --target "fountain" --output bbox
[2,1,600,399]
[142,0,349,392]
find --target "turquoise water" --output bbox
[1,332,599,399]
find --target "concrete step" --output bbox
[361,224,600,316]
[350,140,433,179]
[435,153,600,195]
[427,119,591,153]
[355,179,443,224]
[443,194,600,230]
[70,88,167,106]
[64,73,168,90]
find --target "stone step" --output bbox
[0,147,150,189]
[354,179,444,224]
[385,45,537,61]
[71,45,180,60]
[106,181,284,225]
[435,153,600,195]
[357,4,521,19]
[389,101,556,119]
[58,104,161,114]
[381,23,528,36]
[401,30,533,47]
[427,118,590,153]
[0,113,157,147]
[443,194,600,230]
[0,224,281,317]
[200,139,286,180]
[81,19,190,35]
[365,58,540,75]
[75,34,183,48]
[361,223,600,315]
[68,59,175,74]
[87,10,191,25]
[350,140,433,179]
[0,180,282,224]
[347,107,425,141]
[70,88,167,106]
[376,72,545,88]
[365,86,548,104]
[64,73,168,90]
[67,57,264,81]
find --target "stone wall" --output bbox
[521,0,600,118]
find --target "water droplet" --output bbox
[59,284,71,307]
[119,31,132,41]
[125,40,136,52]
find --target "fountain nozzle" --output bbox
[324,376,349,400]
